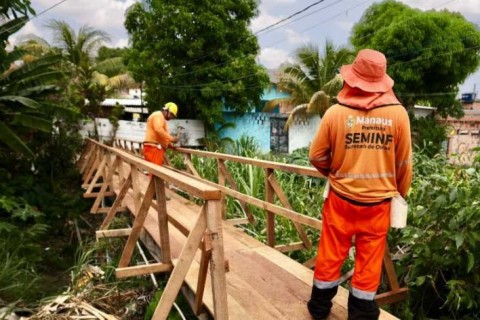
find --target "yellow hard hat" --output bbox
[164,102,178,117]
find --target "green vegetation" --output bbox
[169,136,480,319]
[350,0,480,117]
[124,0,270,124]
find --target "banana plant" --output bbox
[0,10,74,157]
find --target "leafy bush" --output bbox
[391,148,480,319]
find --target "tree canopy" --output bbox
[124,0,269,124]
[350,0,480,117]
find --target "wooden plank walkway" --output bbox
[113,170,398,320]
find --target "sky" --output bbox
[10,0,480,94]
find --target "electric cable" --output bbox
[0,0,69,37]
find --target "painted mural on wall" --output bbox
[448,134,480,164]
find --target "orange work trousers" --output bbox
[143,144,165,166]
[313,190,390,300]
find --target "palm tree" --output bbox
[44,20,134,117]
[265,41,354,129]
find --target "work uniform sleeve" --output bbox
[152,114,175,143]
[309,112,331,177]
[395,109,413,197]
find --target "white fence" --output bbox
[80,118,205,147]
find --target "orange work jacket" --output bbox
[309,99,412,203]
[144,111,176,149]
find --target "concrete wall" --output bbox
[288,115,321,153]
[221,112,271,153]
[220,112,321,154]
[80,118,205,147]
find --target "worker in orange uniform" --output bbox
[143,102,179,168]
[307,49,412,320]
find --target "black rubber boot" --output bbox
[307,286,338,320]
[347,294,380,320]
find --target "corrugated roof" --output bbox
[101,98,145,106]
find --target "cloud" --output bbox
[8,20,42,47]
[251,12,282,33]
[23,0,137,46]
[399,0,480,20]
[114,37,129,48]
[284,28,309,46]
[258,47,293,69]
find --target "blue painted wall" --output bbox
[219,112,271,153]
[218,86,291,153]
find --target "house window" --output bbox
[459,130,469,135]
[471,129,480,135]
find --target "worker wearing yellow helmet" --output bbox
[143,102,179,168]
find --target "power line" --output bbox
[1,0,69,37]
[254,0,327,35]
[181,0,332,69]
[172,0,352,78]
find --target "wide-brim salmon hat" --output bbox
[340,49,394,93]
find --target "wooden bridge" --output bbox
[78,138,406,319]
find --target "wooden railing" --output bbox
[112,138,408,306]
[79,138,227,319]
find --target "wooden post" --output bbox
[265,168,275,247]
[205,199,228,319]
[130,163,142,213]
[154,177,171,264]
[217,159,227,220]
[195,232,212,315]
[152,206,208,320]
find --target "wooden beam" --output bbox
[90,156,121,214]
[168,166,323,230]
[96,228,132,238]
[217,159,227,220]
[155,177,171,264]
[131,163,142,213]
[99,174,132,230]
[81,182,102,189]
[383,245,400,290]
[86,139,221,201]
[116,262,173,279]
[95,206,128,214]
[265,168,276,247]
[195,233,212,315]
[205,199,228,319]
[218,160,255,224]
[79,142,95,174]
[85,155,107,194]
[174,147,325,178]
[225,218,250,226]
[275,242,306,253]
[152,206,207,320]
[118,178,156,268]
[184,153,200,177]
[268,174,312,250]
[82,157,99,187]
[83,191,115,198]
[375,288,408,305]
